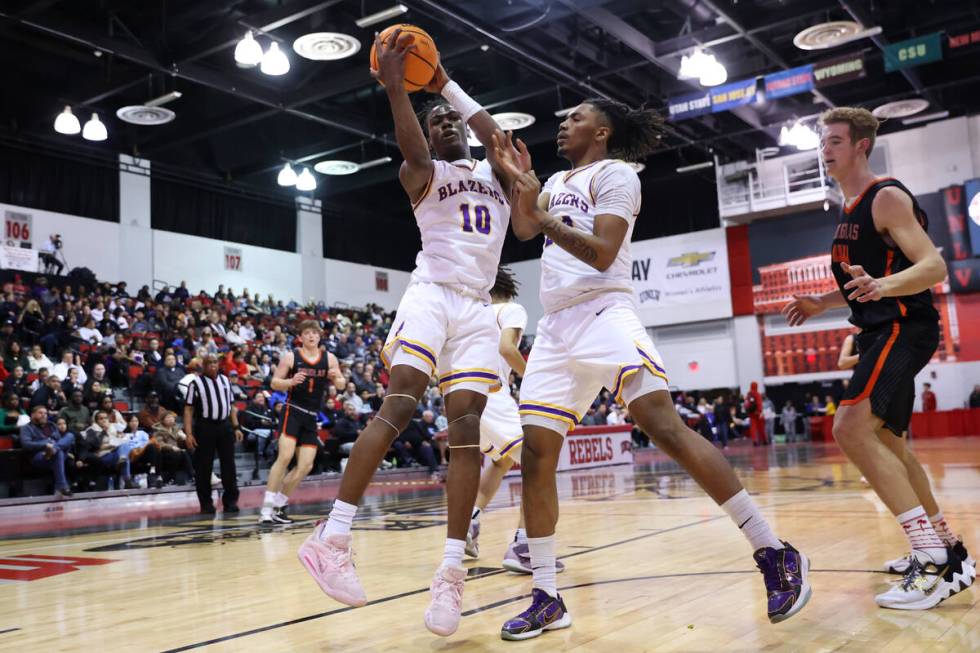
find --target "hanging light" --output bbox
[699,56,728,86]
[260,41,290,76]
[234,31,263,67]
[82,113,107,141]
[54,106,81,135]
[779,121,819,151]
[295,167,316,191]
[277,163,298,186]
[678,49,711,79]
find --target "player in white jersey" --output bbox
[463,267,567,576]
[298,31,531,638]
[490,100,812,641]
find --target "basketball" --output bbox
[369,23,438,92]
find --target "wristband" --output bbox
[440,80,482,125]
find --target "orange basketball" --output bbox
[369,24,438,92]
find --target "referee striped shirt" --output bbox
[185,373,234,421]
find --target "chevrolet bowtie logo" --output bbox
[667,251,715,268]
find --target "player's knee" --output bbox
[298,460,314,476]
[831,417,864,449]
[448,412,480,446]
[379,397,417,430]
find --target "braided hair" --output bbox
[583,98,664,161]
[417,98,452,134]
[490,266,520,300]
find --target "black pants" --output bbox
[193,420,238,509]
[40,252,63,275]
[161,448,194,484]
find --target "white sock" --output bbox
[515,528,528,545]
[471,508,481,522]
[261,491,275,513]
[274,492,289,508]
[721,489,783,551]
[929,511,957,546]
[321,499,357,539]
[898,506,947,563]
[443,538,466,568]
[528,535,557,598]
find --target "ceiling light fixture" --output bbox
[260,42,290,76]
[698,57,728,87]
[81,113,107,141]
[295,167,317,191]
[234,31,263,68]
[54,106,81,135]
[355,4,408,29]
[277,163,298,186]
[492,112,535,131]
[314,160,359,176]
[356,156,393,171]
[902,110,950,126]
[676,161,714,173]
[779,121,819,151]
[554,107,575,118]
[292,32,361,61]
[678,49,727,87]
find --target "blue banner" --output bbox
[667,90,712,121]
[709,78,758,113]
[966,178,980,258]
[763,65,814,99]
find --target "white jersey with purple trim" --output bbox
[410,158,509,300]
[539,159,641,314]
[492,301,528,383]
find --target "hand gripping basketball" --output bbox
[369,24,438,92]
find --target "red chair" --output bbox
[128,364,144,381]
[114,401,131,413]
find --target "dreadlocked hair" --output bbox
[584,98,665,161]
[490,266,520,300]
[417,98,451,134]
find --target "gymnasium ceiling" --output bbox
[2,0,980,206]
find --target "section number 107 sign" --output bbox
[224,246,242,271]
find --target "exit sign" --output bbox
[883,33,942,72]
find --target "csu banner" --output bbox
[631,227,732,327]
[883,32,943,72]
[966,178,980,258]
[763,65,814,99]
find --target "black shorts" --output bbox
[841,319,938,435]
[280,405,321,447]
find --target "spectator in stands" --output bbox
[52,350,87,386]
[225,322,246,347]
[173,281,190,302]
[331,401,364,459]
[781,401,798,442]
[130,310,150,333]
[85,363,109,395]
[6,365,29,398]
[198,328,218,356]
[712,396,729,449]
[241,392,275,458]
[921,382,937,412]
[2,340,29,373]
[32,374,66,411]
[222,349,249,378]
[824,395,837,417]
[138,392,166,430]
[77,317,103,345]
[0,393,25,438]
[368,383,385,413]
[117,414,162,488]
[342,381,363,413]
[607,404,626,425]
[153,411,193,485]
[29,367,48,394]
[20,405,73,497]
[96,395,125,434]
[59,389,91,436]
[240,319,256,341]
[145,338,163,366]
[351,362,371,394]
[154,353,185,411]
[971,385,980,409]
[17,300,45,345]
[228,371,247,401]
[394,410,439,477]
[27,344,53,372]
[70,415,106,491]
[333,332,353,360]
[77,411,126,487]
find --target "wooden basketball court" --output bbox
[1,438,977,652]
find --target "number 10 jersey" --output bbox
[410,158,510,300]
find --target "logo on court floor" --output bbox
[667,251,715,268]
[0,554,117,582]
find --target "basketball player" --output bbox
[783,107,974,609]
[298,30,528,637]
[464,266,566,575]
[259,321,344,524]
[490,102,810,640]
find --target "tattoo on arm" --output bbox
[541,215,598,263]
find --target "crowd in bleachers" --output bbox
[0,272,463,496]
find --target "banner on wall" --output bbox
[631,228,733,326]
[942,185,970,261]
[4,211,32,248]
[0,245,38,272]
[883,32,943,72]
[667,89,712,121]
[709,78,758,113]
[812,52,866,87]
[763,65,814,99]
[223,246,242,271]
[949,258,980,293]
[965,178,980,258]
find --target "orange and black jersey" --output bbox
[830,178,939,329]
[287,347,331,413]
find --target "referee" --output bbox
[183,354,243,514]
